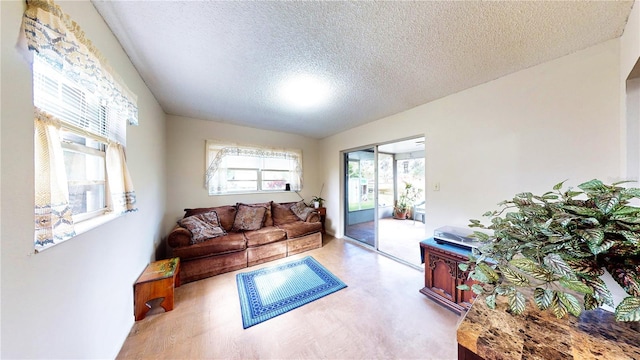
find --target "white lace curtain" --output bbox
[106,143,137,214]
[205,141,303,193]
[34,110,75,252]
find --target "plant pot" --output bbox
[313,201,320,209]
[393,209,408,219]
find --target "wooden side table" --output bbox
[134,257,180,321]
[317,207,326,234]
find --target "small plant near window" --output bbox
[311,196,325,209]
[459,179,640,322]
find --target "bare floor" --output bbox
[118,236,460,359]
[346,218,429,266]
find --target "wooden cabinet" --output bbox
[420,239,477,314]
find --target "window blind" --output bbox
[33,54,126,145]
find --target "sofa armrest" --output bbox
[305,210,320,223]
[168,225,191,248]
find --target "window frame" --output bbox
[205,141,303,196]
[60,134,109,223]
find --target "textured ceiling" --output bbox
[92,1,634,139]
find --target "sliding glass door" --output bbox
[343,138,426,266]
[344,149,376,247]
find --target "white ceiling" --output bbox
[92,1,634,139]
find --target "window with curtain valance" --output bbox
[23,0,138,252]
[205,140,303,195]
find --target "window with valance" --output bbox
[205,141,303,195]
[23,0,138,252]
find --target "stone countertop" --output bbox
[457,294,640,360]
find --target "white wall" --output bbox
[320,39,622,239]
[621,3,640,182]
[1,1,166,358]
[165,115,321,230]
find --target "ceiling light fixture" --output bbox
[278,74,332,110]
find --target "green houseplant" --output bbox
[459,179,640,322]
[393,182,422,219]
[311,196,325,209]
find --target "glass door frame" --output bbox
[343,146,379,248]
[341,136,426,267]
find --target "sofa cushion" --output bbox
[232,203,267,231]
[290,201,315,221]
[172,231,247,260]
[252,201,273,227]
[278,221,322,239]
[272,202,300,225]
[184,205,237,231]
[177,211,226,244]
[244,226,287,247]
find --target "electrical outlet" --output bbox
[434,182,440,191]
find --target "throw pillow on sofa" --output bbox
[178,211,226,244]
[232,204,267,231]
[291,201,315,221]
[272,202,300,225]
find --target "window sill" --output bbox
[73,212,121,236]
[209,190,301,196]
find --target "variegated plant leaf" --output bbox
[562,205,600,217]
[557,292,582,317]
[508,291,526,315]
[534,288,553,310]
[583,294,600,310]
[615,230,640,246]
[620,187,640,199]
[477,262,500,283]
[576,228,604,246]
[594,194,619,215]
[559,277,594,295]
[485,294,497,309]
[611,205,640,217]
[472,231,491,241]
[588,239,615,255]
[509,258,538,271]
[614,296,640,322]
[553,181,566,191]
[495,285,515,295]
[565,258,604,277]
[583,277,614,307]
[471,284,484,295]
[543,254,574,278]
[499,265,530,286]
[550,292,568,319]
[529,267,555,282]
[612,216,640,224]
[578,179,606,192]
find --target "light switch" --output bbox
[434,182,440,191]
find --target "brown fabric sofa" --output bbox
[168,201,323,283]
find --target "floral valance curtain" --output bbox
[22,0,138,125]
[34,109,75,252]
[205,141,303,192]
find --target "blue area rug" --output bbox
[236,256,347,329]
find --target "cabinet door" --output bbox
[426,252,457,302]
[456,265,478,309]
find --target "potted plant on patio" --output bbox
[393,182,422,220]
[459,179,640,322]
